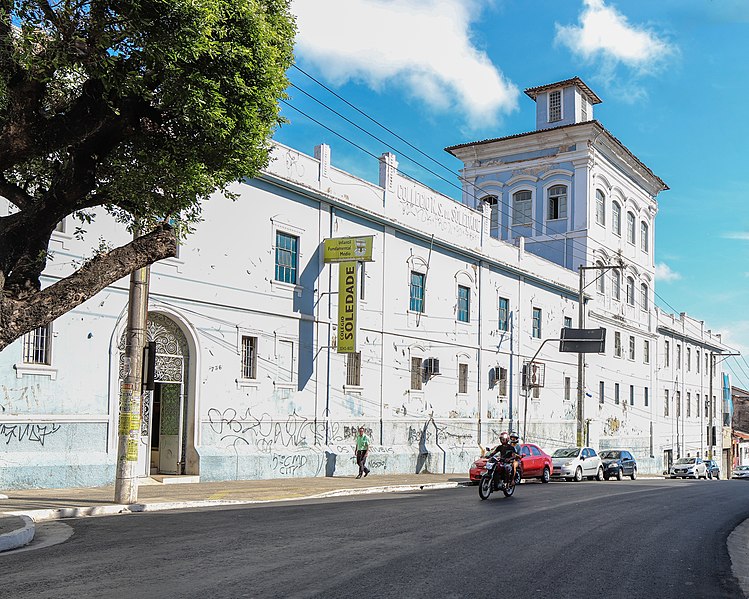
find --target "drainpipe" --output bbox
[325,206,334,444]
[477,260,482,445]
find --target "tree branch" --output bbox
[0,174,35,210]
[0,224,177,351]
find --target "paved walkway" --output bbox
[0,474,468,552]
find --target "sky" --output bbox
[279,0,749,386]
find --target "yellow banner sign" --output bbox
[337,261,358,353]
[324,236,373,263]
[126,438,139,461]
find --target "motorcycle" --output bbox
[478,456,517,499]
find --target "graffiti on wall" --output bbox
[0,423,61,446]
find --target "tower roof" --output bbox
[524,77,602,105]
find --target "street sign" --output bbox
[323,236,374,263]
[559,327,606,353]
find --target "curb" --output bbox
[0,515,35,553]
[4,481,464,524]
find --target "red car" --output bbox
[469,443,553,483]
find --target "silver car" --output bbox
[733,465,749,479]
[551,447,604,482]
[669,457,707,479]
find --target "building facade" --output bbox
[0,78,734,489]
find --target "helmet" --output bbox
[509,431,519,441]
[499,432,510,444]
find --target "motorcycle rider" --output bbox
[488,432,521,485]
[509,431,522,482]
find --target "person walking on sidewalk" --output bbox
[355,426,371,479]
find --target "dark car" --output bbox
[704,460,721,479]
[599,449,637,480]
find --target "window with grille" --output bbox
[547,185,567,220]
[275,231,298,284]
[512,190,532,226]
[599,381,605,404]
[346,352,362,387]
[664,389,670,416]
[612,202,621,236]
[458,363,468,394]
[640,221,649,253]
[532,307,542,338]
[548,90,562,121]
[457,285,470,323]
[615,383,620,405]
[23,324,52,365]
[629,336,635,360]
[410,271,425,313]
[499,367,508,396]
[644,340,650,364]
[595,189,606,225]
[627,212,636,244]
[411,357,423,391]
[664,340,670,367]
[614,332,622,357]
[498,297,509,331]
[241,336,257,379]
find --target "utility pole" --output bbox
[114,227,151,504]
[577,263,622,447]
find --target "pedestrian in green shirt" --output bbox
[355,426,370,479]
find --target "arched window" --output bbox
[612,269,621,301]
[512,190,532,226]
[595,261,605,294]
[640,283,649,311]
[627,211,636,244]
[640,221,649,253]
[547,185,567,220]
[595,189,606,225]
[626,277,635,306]
[482,195,500,238]
[612,202,621,236]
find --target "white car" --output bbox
[733,465,749,479]
[669,457,707,479]
[551,447,604,482]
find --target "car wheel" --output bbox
[541,466,550,483]
[604,474,610,481]
[596,466,604,481]
[616,468,623,481]
[630,467,637,481]
[707,471,712,480]
[670,475,676,479]
[574,467,583,482]
[716,473,720,480]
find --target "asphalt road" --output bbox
[2,478,749,599]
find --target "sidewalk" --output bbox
[0,473,469,552]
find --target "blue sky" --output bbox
[280,0,749,384]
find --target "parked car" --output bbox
[600,449,638,480]
[550,447,604,482]
[469,443,553,483]
[704,460,721,480]
[669,457,707,479]
[732,465,749,479]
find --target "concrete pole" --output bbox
[114,229,150,504]
[577,266,585,447]
[708,354,714,461]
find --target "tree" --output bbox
[0,0,295,351]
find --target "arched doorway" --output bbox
[119,312,193,477]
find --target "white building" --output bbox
[0,78,733,489]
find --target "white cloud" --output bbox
[291,0,518,128]
[555,0,675,73]
[655,262,681,282]
[724,232,749,241]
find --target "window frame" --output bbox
[346,351,362,388]
[498,297,510,332]
[626,277,635,306]
[640,283,649,311]
[457,285,470,323]
[482,195,500,238]
[595,189,606,226]
[274,230,299,285]
[547,184,568,221]
[548,89,562,122]
[628,336,636,361]
[532,307,542,339]
[614,331,622,358]
[458,362,469,394]
[612,269,621,301]
[410,356,423,391]
[640,220,649,253]
[409,270,426,313]
[511,190,533,227]
[612,201,622,236]
[240,335,258,380]
[626,211,636,245]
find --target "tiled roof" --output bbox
[524,77,602,105]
